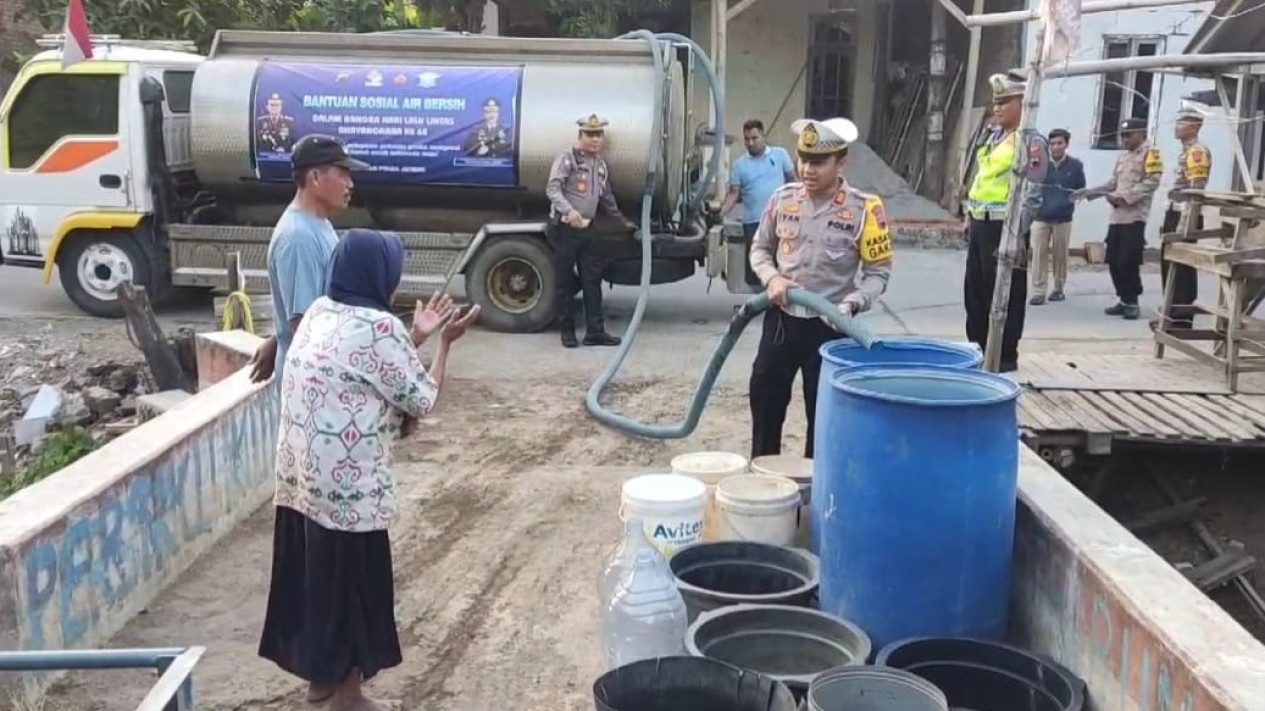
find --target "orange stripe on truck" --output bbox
[34,140,119,173]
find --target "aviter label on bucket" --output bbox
[647,519,703,555]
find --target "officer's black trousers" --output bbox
[1160,209,1200,326]
[1105,221,1146,305]
[963,217,1027,369]
[749,309,837,460]
[546,222,606,334]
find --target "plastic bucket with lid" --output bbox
[714,474,801,546]
[621,474,708,558]
[671,451,749,479]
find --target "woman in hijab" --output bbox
[259,228,479,711]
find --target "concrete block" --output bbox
[1012,446,1265,710]
[0,370,278,700]
[136,390,194,422]
[196,331,264,391]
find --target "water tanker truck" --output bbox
[0,30,744,330]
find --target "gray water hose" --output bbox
[585,31,878,440]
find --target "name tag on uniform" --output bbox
[826,220,852,231]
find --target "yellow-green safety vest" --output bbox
[968,131,1017,214]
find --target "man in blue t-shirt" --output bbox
[248,135,369,383]
[722,119,797,285]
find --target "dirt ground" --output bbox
[40,375,784,711]
[6,296,1265,709]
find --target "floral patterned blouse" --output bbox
[274,296,438,532]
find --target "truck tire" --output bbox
[57,231,154,319]
[465,235,557,333]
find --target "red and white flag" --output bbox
[60,0,94,69]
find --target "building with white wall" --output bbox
[1022,0,1234,247]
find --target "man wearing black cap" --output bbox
[1074,118,1162,320]
[249,135,369,383]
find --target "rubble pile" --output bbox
[0,330,150,475]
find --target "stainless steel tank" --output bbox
[188,31,687,231]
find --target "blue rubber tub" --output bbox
[811,364,1022,650]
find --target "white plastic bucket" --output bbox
[670,451,749,480]
[751,454,813,505]
[713,474,802,546]
[621,474,709,558]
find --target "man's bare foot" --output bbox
[306,682,337,704]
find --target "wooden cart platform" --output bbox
[1011,352,1265,454]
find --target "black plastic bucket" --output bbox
[806,666,948,711]
[669,541,820,622]
[875,637,1085,711]
[685,603,871,697]
[593,656,798,711]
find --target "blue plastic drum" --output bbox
[812,364,1022,650]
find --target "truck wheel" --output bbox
[465,236,557,333]
[57,231,153,319]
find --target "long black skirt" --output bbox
[258,506,403,684]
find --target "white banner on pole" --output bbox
[1041,0,1083,65]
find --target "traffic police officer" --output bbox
[1076,118,1162,320]
[748,117,893,459]
[545,113,638,349]
[1158,105,1211,329]
[963,73,1029,373]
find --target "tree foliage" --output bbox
[17,0,682,47]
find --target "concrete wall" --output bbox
[689,0,881,149]
[1012,446,1265,710]
[0,333,268,685]
[1022,0,1235,247]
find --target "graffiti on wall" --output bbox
[1013,504,1223,711]
[17,389,279,651]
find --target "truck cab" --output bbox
[0,35,201,317]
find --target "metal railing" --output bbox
[0,647,205,711]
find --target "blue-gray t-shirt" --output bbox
[731,146,795,225]
[266,205,339,379]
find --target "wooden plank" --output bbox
[1224,395,1265,427]
[1018,392,1077,431]
[1080,391,1167,439]
[1183,550,1259,592]
[1101,391,1184,439]
[1016,394,1057,431]
[1123,496,1207,535]
[1137,392,1229,441]
[1165,394,1260,441]
[1043,390,1128,435]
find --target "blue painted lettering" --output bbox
[17,392,277,650]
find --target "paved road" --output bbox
[0,249,1221,384]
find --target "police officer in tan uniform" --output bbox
[1075,117,1162,320]
[1157,106,1212,330]
[545,113,638,348]
[748,117,894,459]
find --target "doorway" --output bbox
[806,12,857,119]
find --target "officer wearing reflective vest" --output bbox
[1074,118,1162,321]
[748,117,893,459]
[963,73,1030,373]
[1157,106,1211,330]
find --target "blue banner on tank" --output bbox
[251,61,524,187]
[811,364,1022,650]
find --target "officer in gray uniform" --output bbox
[748,117,894,459]
[545,113,638,348]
